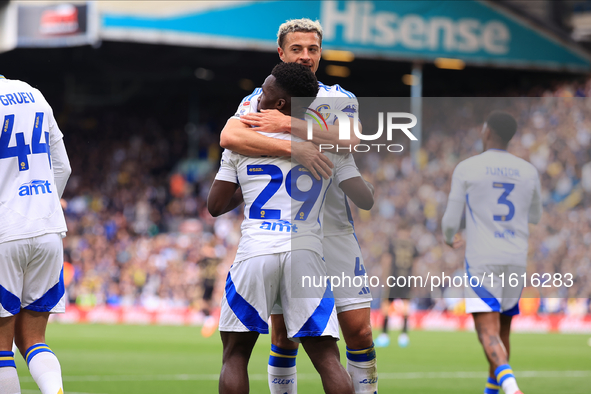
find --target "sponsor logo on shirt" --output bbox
[341,104,358,118]
[18,179,53,196]
[259,220,298,233]
[494,229,516,239]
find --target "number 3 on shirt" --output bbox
[0,113,51,171]
[247,164,322,220]
[493,182,515,221]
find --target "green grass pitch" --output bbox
[15,323,591,393]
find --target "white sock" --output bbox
[346,344,378,394]
[501,377,520,394]
[0,366,21,394]
[268,365,297,394]
[26,344,63,394]
[268,345,297,394]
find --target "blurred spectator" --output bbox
[59,82,591,314]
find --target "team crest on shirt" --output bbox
[315,104,331,120]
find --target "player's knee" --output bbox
[273,337,298,350]
[344,323,373,349]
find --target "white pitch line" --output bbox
[378,371,591,379]
[22,391,106,394]
[17,370,591,383]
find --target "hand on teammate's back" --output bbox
[240,109,289,133]
[292,141,334,180]
[451,233,465,249]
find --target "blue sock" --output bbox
[0,351,16,369]
[495,364,515,385]
[484,376,500,394]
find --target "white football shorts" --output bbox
[272,234,372,315]
[0,233,65,317]
[464,261,525,316]
[219,250,339,342]
[324,234,372,313]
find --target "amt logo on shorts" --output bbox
[19,179,53,196]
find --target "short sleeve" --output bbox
[335,97,358,118]
[232,88,261,119]
[214,149,239,184]
[332,153,361,185]
[47,104,64,145]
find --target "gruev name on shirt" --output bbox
[0,91,36,106]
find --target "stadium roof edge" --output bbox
[3,1,591,72]
[482,0,591,69]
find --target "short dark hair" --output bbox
[486,111,517,144]
[271,62,318,98]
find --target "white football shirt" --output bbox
[215,147,360,262]
[235,82,361,237]
[0,78,67,243]
[447,149,542,266]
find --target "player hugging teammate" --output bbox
[214,18,379,394]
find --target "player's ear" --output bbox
[278,46,285,61]
[276,98,286,110]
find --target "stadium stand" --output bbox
[53,79,591,324]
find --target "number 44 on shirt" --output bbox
[1,112,51,171]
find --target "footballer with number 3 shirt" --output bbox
[442,111,542,394]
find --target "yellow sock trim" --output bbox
[496,369,513,380]
[269,351,296,358]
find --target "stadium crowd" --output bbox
[59,80,591,317]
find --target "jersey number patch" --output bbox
[247,164,322,220]
[493,182,515,221]
[0,113,50,172]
